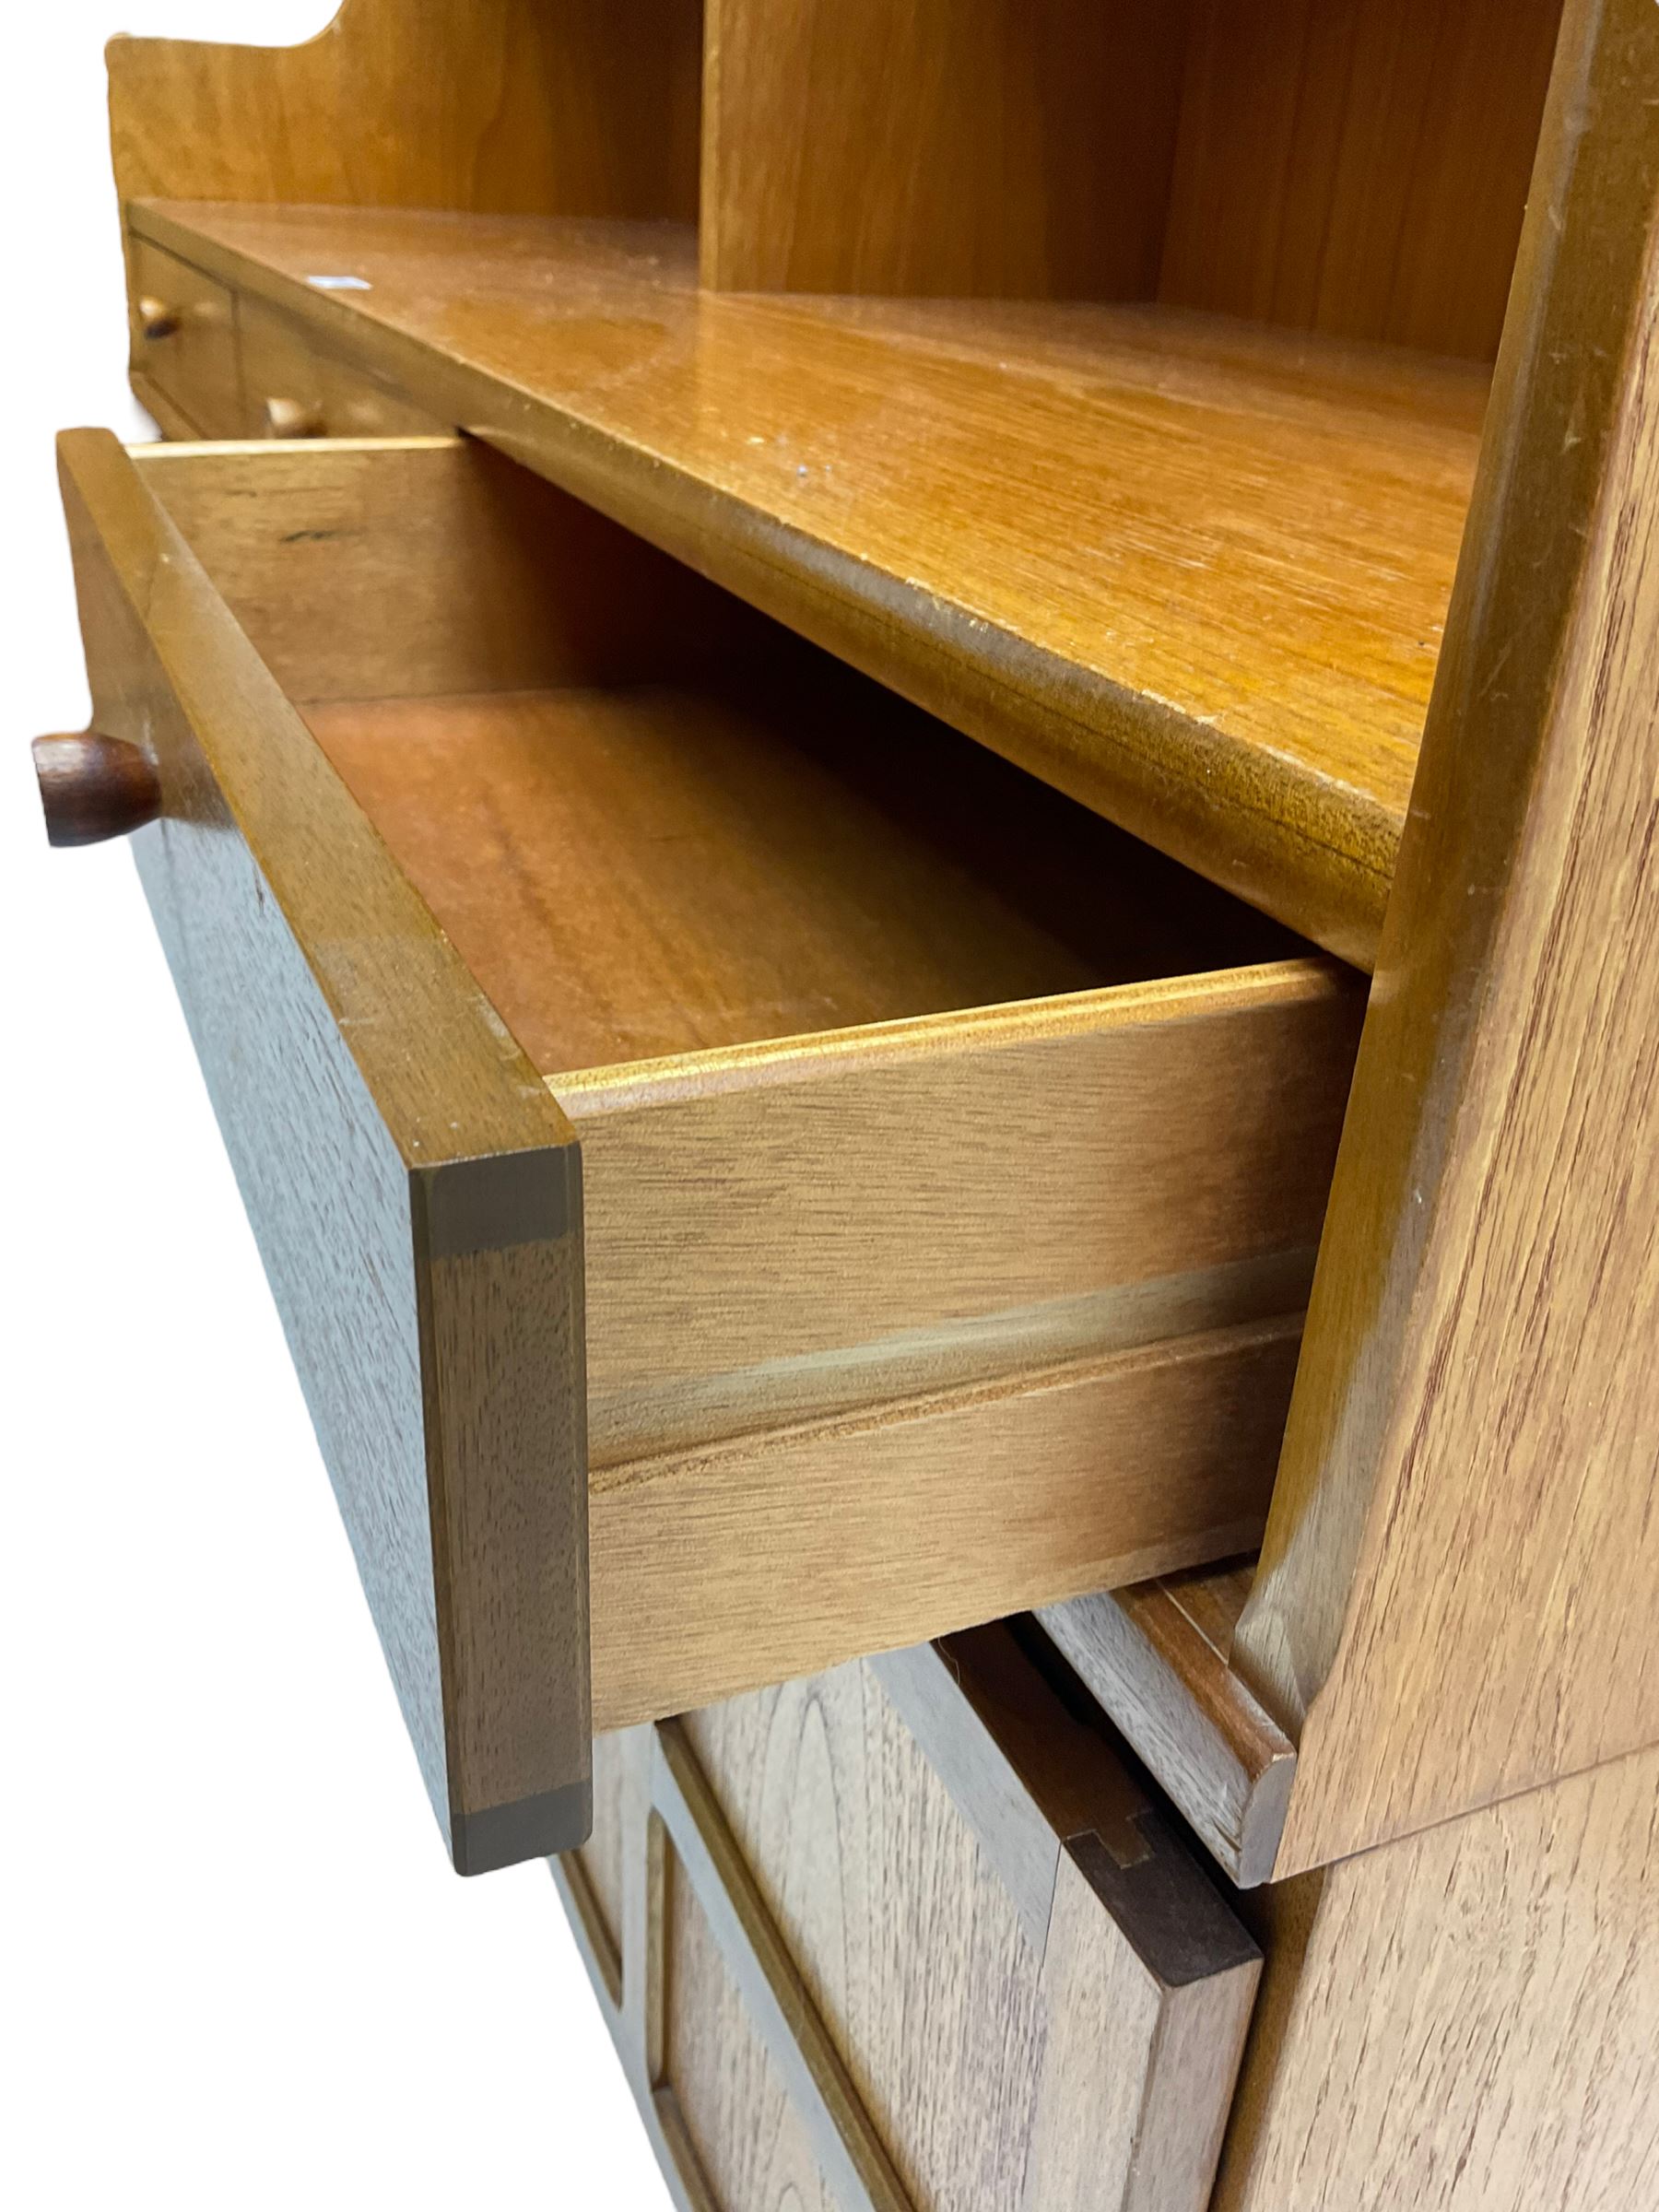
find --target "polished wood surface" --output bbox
[700,0,1561,349]
[31,732,161,846]
[1235,0,1659,1875]
[108,0,701,218]
[1039,1566,1295,1889]
[1216,1745,1659,2212]
[127,200,1489,965]
[1161,0,1565,359]
[57,427,589,1873]
[700,0,1182,298]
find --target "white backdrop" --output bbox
[3,8,667,2204]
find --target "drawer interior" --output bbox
[112,429,1363,1777]
[137,435,1300,1088]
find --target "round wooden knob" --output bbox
[32,733,161,847]
[137,296,181,339]
[264,395,326,439]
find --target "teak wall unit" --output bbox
[30,0,1659,2204]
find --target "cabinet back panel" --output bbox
[1159,0,1567,359]
[701,0,1187,297]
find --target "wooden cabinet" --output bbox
[559,1626,1260,2212]
[32,0,1659,2200]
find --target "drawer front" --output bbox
[55,427,588,1874]
[555,1627,1261,2212]
[49,427,1360,1875]
[239,297,442,438]
[129,240,244,435]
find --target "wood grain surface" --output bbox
[300,687,1297,1077]
[1235,0,1659,1874]
[700,0,1183,298]
[664,1850,839,2212]
[126,200,1490,963]
[677,1635,1259,2212]
[59,428,590,1871]
[1040,1567,1295,1888]
[559,1630,1262,2210]
[99,429,1358,1790]
[108,0,701,218]
[1161,0,1565,358]
[589,1318,1310,1734]
[562,971,1355,1470]
[657,1720,913,2212]
[1216,1744,1659,2212]
[132,434,791,705]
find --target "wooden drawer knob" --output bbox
[264,395,326,439]
[32,733,161,846]
[137,296,181,339]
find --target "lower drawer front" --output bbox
[558,1628,1261,2212]
[239,296,443,438]
[130,238,242,434]
[52,424,1360,1876]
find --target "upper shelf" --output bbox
[132,198,1490,966]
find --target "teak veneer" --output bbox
[32,0,1659,2200]
[55,421,1360,1867]
[99,0,1582,973]
[561,1625,1262,2212]
[124,198,1486,970]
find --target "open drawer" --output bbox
[46,429,1362,1872]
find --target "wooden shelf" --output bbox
[133,199,1490,966]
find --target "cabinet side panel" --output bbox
[1217,1747,1659,2212]
[1238,0,1659,1872]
